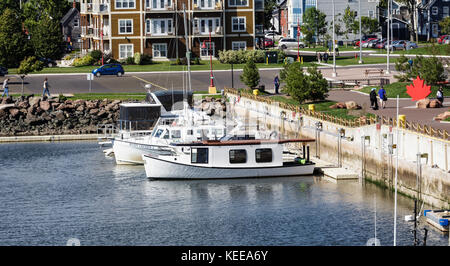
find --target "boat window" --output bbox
[162,129,170,139]
[187,129,193,135]
[171,130,181,139]
[154,129,164,138]
[229,149,247,164]
[191,148,208,164]
[197,129,209,140]
[256,148,272,163]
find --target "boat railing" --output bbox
[97,123,119,139]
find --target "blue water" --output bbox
[0,141,448,246]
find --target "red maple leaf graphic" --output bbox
[406,76,431,101]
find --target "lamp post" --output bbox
[359,0,363,64]
[387,0,391,74]
[332,0,337,77]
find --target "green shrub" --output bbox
[219,49,265,64]
[140,54,152,65]
[134,52,142,65]
[72,55,95,66]
[89,50,103,61]
[175,58,182,65]
[410,56,446,85]
[63,55,73,60]
[126,56,135,65]
[194,57,200,65]
[239,59,260,89]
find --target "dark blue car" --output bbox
[92,64,125,77]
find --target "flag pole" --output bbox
[394,94,399,246]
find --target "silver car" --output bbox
[278,38,305,50]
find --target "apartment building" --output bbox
[79,0,264,60]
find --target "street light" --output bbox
[387,0,391,74]
[332,0,337,77]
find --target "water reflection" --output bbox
[0,141,448,246]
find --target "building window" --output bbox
[368,10,374,18]
[191,148,208,164]
[73,18,79,27]
[432,7,438,15]
[119,19,133,34]
[255,149,272,163]
[200,41,215,57]
[116,0,135,9]
[153,43,168,58]
[229,150,247,164]
[229,0,248,6]
[147,19,173,35]
[444,7,449,17]
[194,0,219,8]
[194,18,221,34]
[119,44,133,59]
[149,0,172,9]
[232,17,246,32]
[232,41,246,51]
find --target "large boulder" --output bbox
[0,109,6,119]
[1,96,13,104]
[345,101,361,110]
[89,108,99,115]
[429,99,443,108]
[39,101,51,111]
[434,111,450,121]
[29,97,41,108]
[416,98,430,109]
[16,101,29,109]
[53,110,65,121]
[9,108,20,118]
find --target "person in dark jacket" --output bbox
[370,87,378,110]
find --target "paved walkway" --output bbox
[317,67,450,132]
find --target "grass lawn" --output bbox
[269,95,373,120]
[331,56,398,66]
[7,60,291,75]
[359,82,449,98]
[445,117,450,122]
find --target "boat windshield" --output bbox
[153,129,164,138]
[162,129,170,139]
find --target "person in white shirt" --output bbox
[42,77,50,99]
[2,78,9,97]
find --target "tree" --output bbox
[342,6,358,40]
[240,60,260,89]
[360,16,380,36]
[17,56,44,96]
[439,17,450,35]
[396,0,418,41]
[279,62,329,104]
[0,9,29,68]
[410,56,445,85]
[394,55,412,82]
[302,7,328,45]
[330,13,345,42]
[263,0,277,30]
[28,14,65,60]
[0,0,22,16]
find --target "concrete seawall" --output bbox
[228,93,450,208]
[0,134,101,143]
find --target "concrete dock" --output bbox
[312,157,360,180]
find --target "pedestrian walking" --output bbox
[436,86,444,104]
[370,87,379,110]
[323,51,329,63]
[2,78,9,97]
[335,43,339,56]
[274,75,280,94]
[378,85,387,109]
[42,77,50,99]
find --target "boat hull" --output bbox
[113,139,171,165]
[143,155,315,179]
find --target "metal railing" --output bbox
[224,88,450,140]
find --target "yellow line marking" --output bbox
[132,75,167,90]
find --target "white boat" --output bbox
[142,138,316,179]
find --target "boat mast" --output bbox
[183,4,192,112]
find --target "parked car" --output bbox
[438,35,448,44]
[278,38,305,49]
[0,66,8,76]
[375,41,387,49]
[38,57,57,67]
[405,41,418,50]
[367,39,380,48]
[358,37,377,47]
[92,64,125,77]
[264,31,283,41]
[264,38,274,47]
[355,35,378,46]
[385,40,408,50]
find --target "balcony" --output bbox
[145,1,175,11]
[193,27,223,36]
[92,3,109,13]
[192,2,223,11]
[145,32,176,38]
